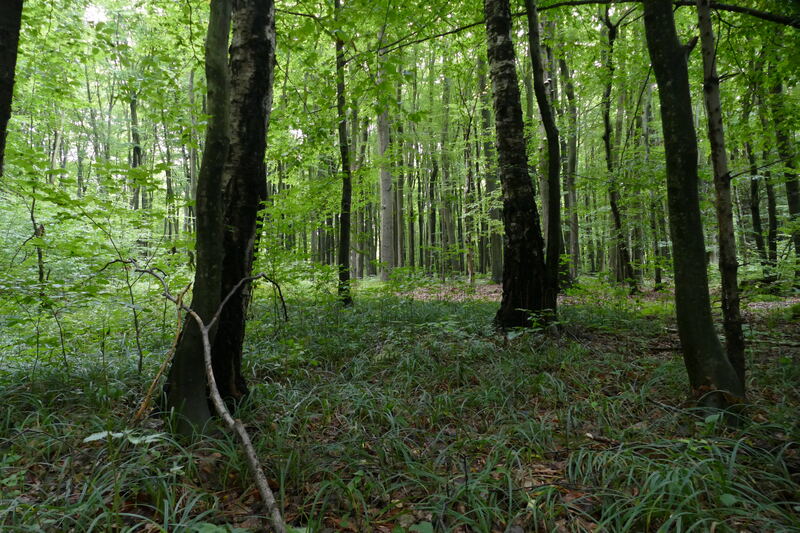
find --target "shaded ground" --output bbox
[1,279,798,532]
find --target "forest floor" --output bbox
[1,277,798,532]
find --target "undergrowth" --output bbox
[1,278,798,532]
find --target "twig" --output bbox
[584,432,619,446]
[132,282,192,422]
[137,267,287,533]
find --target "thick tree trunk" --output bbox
[334,0,353,305]
[209,0,275,407]
[643,0,744,409]
[166,0,232,434]
[525,0,560,314]
[484,0,547,328]
[0,0,23,176]
[696,0,745,384]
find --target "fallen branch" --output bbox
[131,282,192,423]
[138,267,287,533]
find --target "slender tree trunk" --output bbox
[559,58,580,280]
[484,0,547,328]
[395,112,405,268]
[601,14,637,292]
[440,76,458,274]
[334,0,353,305]
[757,98,779,271]
[742,96,768,270]
[768,72,800,282]
[129,93,143,210]
[186,70,199,233]
[377,34,394,280]
[696,0,745,384]
[208,0,275,407]
[0,0,22,177]
[477,57,503,284]
[525,0,560,314]
[643,0,744,409]
[166,0,232,434]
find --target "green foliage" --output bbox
[1,281,798,530]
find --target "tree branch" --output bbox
[137,266,287,533]
[362,0,797,60]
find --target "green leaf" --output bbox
[83,431,124,443]
[409,522,434,533]
[720,493,738,507]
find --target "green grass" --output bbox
[1,278,798,531]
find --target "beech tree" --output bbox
[166,0,276,431]
[525,0,560,314]
[484,0,547,328]
[642,0,744,408]
[334,0,353,305]
[696,0,745,384]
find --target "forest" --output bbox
[0,0,798,531]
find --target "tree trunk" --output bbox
[559,58,580,280]
[768,73,800,283]
[0,0,22,177]
[208,0,275,408]
[166,0,232,434]
[642,0,744,409]
[696,0,745,384]
[186,70,199,233]
[742,96,768,270]
[377,35,394,280]
[484,0,547,328]
[334,0,353,305]
[757,97,779,271]
[601,14,637,292]
[440,75,458,275]
[477,57,503,284]
[525,0,560,314]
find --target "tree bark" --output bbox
[696,0,745,384]
[377,34,394,281]
[0,0,23,177]
[166,0,232,434]
[484,0,547,328]
[642,0,744,408]
[335,0,353,305]
[525,0,560,314]
[209,0,275,408]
